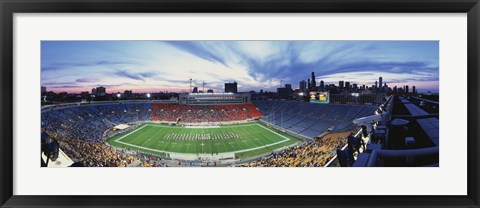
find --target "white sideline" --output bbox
[111,123,295,158]
[114,124,148,142]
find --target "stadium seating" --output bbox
[150,103,263,123]
[237,131,354,167]
[42,102,263,167]
[253,100,377,138]
[41,100,375,167]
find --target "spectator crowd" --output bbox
[150,103,263,123]
[41,102,263,167]
[237,131,355,167]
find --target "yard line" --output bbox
[150,125,168,151]
[159,128,174,151]
[114,125,148,142]
[115,139,170,155]
[137,127,157,148]
[112,122,299,157]
[220,137,230,153]
[230,137,291,154]
[129,126,157,145]
[256,123,290,143]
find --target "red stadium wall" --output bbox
[150,103,263,123]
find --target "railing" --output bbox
[366,146,439,167]
[323,128,363,167]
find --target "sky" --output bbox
[41,40,439,93]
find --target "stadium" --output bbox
[39,41,440,168]
[41,92,381,167]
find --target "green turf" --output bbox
[107,123,300,158]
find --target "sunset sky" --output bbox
[41,40,439,93]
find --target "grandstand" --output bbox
[254,100,377,138]
[150,103,262,123]
[41,101,274,166]
[41,98,380,167]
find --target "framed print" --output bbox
[1,0,479,207]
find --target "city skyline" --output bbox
[41,40,439,93]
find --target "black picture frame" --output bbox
[1,0,479,207]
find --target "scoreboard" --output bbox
[309,91,330,104]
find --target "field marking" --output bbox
[111,123,297,156]
[256,123,291,142]
[114,124,149,142]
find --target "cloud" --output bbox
[42,40,439,93]
[76,78,99,83]
[95,60,129,65]
[50,85,81,88]
[165,42,230,67]
[42,60,131,71]
[43,81,76,85]
[42,65,65,71]
[115,70,145,81]
[157,41,438,91]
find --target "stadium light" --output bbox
[299,92,304,96]
[117,93,121,98]
[41,131,49,153]
[43,140,59,167]
[146,93,151,98]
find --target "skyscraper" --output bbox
[406,85,409,93]
[379,77,383,92]
[224,82,238,93]
[412,86,416,94]
[311,72,316,90]
[307,79,311,91]
[320,80,325,91]
[41,86,47,93]
[339,81,344,90]
[299,80,307,93]
[345,81,350,91]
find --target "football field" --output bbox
[107,123,300,158]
